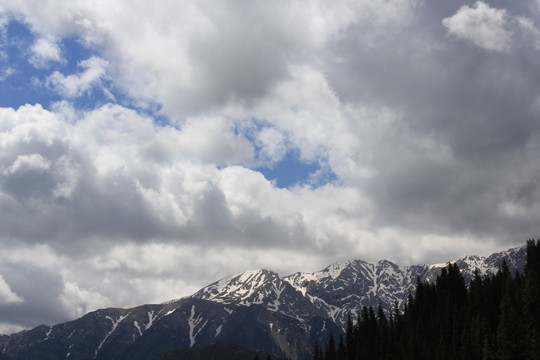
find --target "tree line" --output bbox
[315,239,540,360]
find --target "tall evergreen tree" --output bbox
[325,332,337,360]
[313,341,323,360]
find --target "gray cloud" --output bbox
[321,0,540,244]
[0,262,71,328]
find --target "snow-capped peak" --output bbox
[193,269,282,306]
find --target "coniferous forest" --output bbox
[315,239,540,360]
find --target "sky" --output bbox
[0,0,539,334]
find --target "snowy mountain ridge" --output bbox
[194,246,526,328]
[0,245,527,360]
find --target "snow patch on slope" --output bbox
[163,307,178,317]
[44,326,52,340]
[94,314,128,358]
[133,321,142,336]
[145,310,156,330]
[187,305,208,348]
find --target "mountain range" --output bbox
[0,246,526,360]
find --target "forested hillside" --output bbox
[316,239,540,360]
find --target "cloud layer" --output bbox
[0,0,539,333]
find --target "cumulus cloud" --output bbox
[0,104,358,253]
[254,127,287,166]
[246,65,349,167]
[29,36,63,68]
[442,1,540,52]
[442,2,514,52]
[46,56,110,98]
[3,153,51,175]
[174,117,254,166]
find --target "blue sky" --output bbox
[0,0,540,334]
[256,152,328,189]
[1,22,98,108]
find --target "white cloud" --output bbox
[0,322,25,335]
[59,280,113,319]
[3,153,51,175]
[29,36,63,68]
[174,117,254,166]
[255,127,287,166]
[51,155,81,199]
[0,275,23,304]
[243,65,345,164]
[0,12,8,29]
[442,1,537,52]
[0,67,13,81]
[46,56,109,98]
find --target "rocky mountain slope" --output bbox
[0,246,526,360]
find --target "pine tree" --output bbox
[313,341,323,360]
[325,331,337,360]
[345,315,355,360]
[337,335,346,360]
